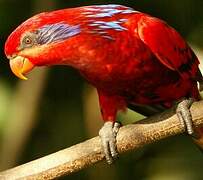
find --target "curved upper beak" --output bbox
[9,56,35,80]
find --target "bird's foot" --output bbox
[99,121,120,164]
[176,98,196,137]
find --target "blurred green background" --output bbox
[0,0,203,179]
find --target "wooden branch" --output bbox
[1,101,203,180]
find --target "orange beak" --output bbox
[9,56,35,80]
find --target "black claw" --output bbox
[112,153,119,160]
[111,149,119,159]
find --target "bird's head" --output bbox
[5,4,135,80]
[4,9,82,80]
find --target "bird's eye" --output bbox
[19,33,37,50]
[24,37,33,45]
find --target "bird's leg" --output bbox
[176,98,195,136]
[99,121,120,164]
[97,89,126,163]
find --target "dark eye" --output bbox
[24,37,32,45]
[23,36,33,45]
[20,32,37,50]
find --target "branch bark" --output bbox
[1,100,203,180]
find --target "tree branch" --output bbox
[1,100,203,180]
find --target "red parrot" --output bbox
[4,4,203,163]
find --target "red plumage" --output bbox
[4,4,203,160]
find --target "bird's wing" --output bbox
[137,15,199,78]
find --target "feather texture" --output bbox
[36,23,81,44]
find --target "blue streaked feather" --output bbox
[89,21,127,31]
[94,4,122,8]
[83,4,138,18]
[36,23,81,44]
